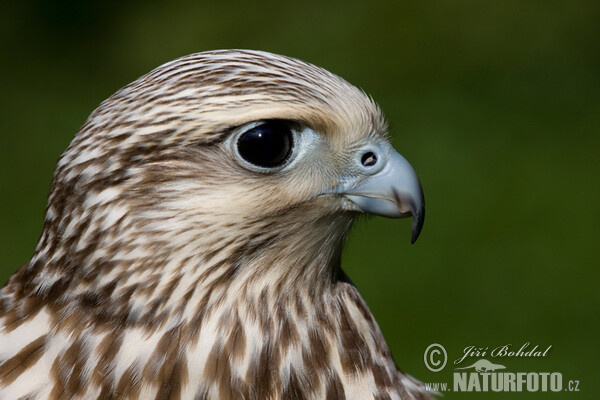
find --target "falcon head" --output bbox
[38,50,424,289]
[1,49,428,399]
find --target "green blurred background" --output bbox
[1,1,598,398]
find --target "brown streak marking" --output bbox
[91,334,123,393]
[325,371,346,400]
[48,357,66,400]
[65,338,90,397]
[281,367,304,400]
[279,312,299,352]
[223,315,246,363]
[372,362,393,389]
[0,335,46,386]
[307,327,329,371]
[144,325,185,400]
[114,364,141,399]
[255,336,278,400]
[374,392,392,400]
[338,300,370,376]
[204,341,237,400]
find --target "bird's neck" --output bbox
[3,210,355,330]
[0,212,423,398]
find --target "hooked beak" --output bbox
[338,146,425,244]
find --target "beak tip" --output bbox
[410,212,424,244]
[393,187,425,244]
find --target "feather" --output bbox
[0,50,431,399]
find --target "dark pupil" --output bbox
[237,121,293,168]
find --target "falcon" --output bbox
[0,50,430,400]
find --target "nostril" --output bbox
[361,151,378,167]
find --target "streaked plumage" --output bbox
[0,50,430,399]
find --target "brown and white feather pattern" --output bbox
[0,50,431,399]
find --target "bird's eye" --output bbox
[236,121,293,168]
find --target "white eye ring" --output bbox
[227,121,318,173]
